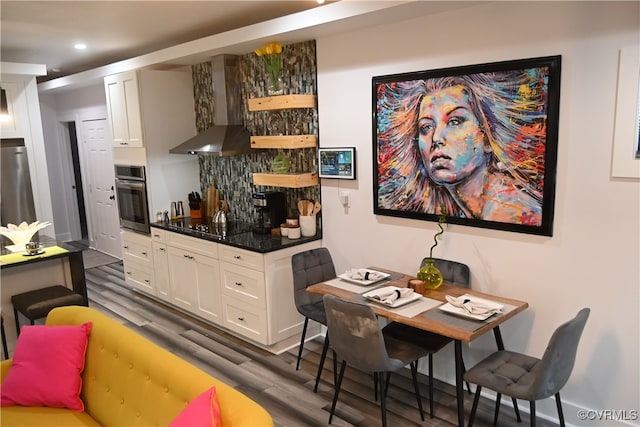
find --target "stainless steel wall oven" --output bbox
[114,165,150,234]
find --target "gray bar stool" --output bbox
[12,285,86,335]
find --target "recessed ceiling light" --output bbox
[74,43,87,50]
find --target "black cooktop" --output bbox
[161,218,254,239]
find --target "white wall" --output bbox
[316,2,639,426]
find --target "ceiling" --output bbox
[0,1,333,83]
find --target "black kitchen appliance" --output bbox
[252,191,286,234]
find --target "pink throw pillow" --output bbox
[1,322,92,411]
[169,386,223,427]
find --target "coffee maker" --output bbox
[252,191,286,234]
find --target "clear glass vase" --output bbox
[417,258,443,290]
[267,75,284,96]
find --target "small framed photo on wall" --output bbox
[319,147,356,180]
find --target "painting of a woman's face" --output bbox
[417,85,489,185]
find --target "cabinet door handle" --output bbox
[234,255,241,260]
[141,251,147,256]
[153,234,160,238]
[159,247,166,252]
[123,245,129,249]
[183,254,190,258]
[234,282,242,286]
[237,317,245,321]
[144,279,150,283]
[126,271,132,275]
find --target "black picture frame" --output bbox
[372,56,561,236]
[319,147,356,180]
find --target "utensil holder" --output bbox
[299,215,316,237]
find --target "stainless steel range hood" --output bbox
[170,55,251,156]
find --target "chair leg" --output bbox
[332,350,338,386]
[1,317,8,359]
[13,306,20,336]
[493,393,502,425]
[530,401,536,427]
[460,356,472,394]
[410,361,425,421]
[296,317,310,370]
[555,393,565,427]
[313,334,330,392]
[468,386,482,427]
[513,397,522,422]
[378,371,388,427]
[428,352,435,418]
[373,372,379,401]
[328,360,347,425]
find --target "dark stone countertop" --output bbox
[150,219,321,254]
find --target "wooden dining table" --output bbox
[306,267,529,427]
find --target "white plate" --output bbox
[338,269,391,286]
[4,244,25,253]
[363,286,421,308]
[438,294,504,321]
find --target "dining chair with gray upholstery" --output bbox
[381,257,473,417]
[323,294,430,427]
[291,247,337,392]
[464,308,590,427]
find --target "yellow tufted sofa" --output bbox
[1,306,274,426]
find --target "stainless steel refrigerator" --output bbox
[1,138,37,230]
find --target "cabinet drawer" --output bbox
[219,246,264,271]
[121,232,152,265]
[220,262,265,307]
[150,228,166,243]
[123,259,154,294]
[223,297,268,345]
[166,231,218,258]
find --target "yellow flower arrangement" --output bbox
[255,42,283,93]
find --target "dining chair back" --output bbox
[425,257,470,287]
[382,257,472,418]
[323,294,429,426]
[464,308,590,427]
[291,247,336,392]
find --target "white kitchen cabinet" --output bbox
[150,227,321,353]
[166,233,222,323]
[104,70,144,147]
[150,228,170,302]
[120,230,154,294]
[219,241,321,349]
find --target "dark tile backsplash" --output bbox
[193,40,319,223]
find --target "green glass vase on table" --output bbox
[417,207,446,290]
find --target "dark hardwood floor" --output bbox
[84,262,557,427]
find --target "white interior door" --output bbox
[81,119,121,257]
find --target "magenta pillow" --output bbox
[0,322,92,411]
[169,387,223,427]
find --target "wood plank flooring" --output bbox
[84,262,558,427]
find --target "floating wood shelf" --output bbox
[252,172,319,188]
[248,94,316,111]
[250,135,317,149]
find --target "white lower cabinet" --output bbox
[166,235,221,324]
[121,230,155,294]
[151,227,321,352]
[151,242,171,302]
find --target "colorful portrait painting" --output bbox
[372,56,561,236]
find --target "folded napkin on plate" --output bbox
[348,269,386,281]
[370,288,414,305]
[445,295,502,316]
